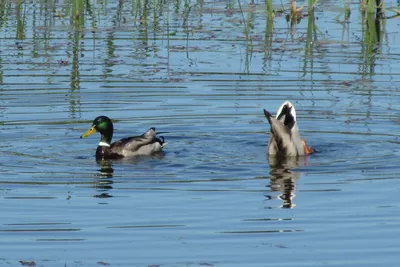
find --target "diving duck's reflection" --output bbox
[267,156,308,209]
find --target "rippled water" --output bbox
[1,0,400,266]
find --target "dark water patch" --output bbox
[221,229,304,234]
[0,229,80,232]
[108,224,184,229]
[4,196,57,200]
[36,241,85,242]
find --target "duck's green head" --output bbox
[80,116,114,142]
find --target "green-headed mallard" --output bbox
[80,116,166,160]
[263,101,313,157]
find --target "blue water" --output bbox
[1,0,400,266]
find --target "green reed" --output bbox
[359,1,385,76]
[15,0,25,40]
[264,0,273,62]
[367,0,376,13]
[237,0,253,68]
[362,0,384,14]
[302,9,318,77]
[265,0,273,21]
[308,0,319,12]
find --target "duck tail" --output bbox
[263,109,273,124]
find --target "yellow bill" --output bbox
[80,126,97,138]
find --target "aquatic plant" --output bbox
[265,0,273,21]
[307,0,319,12]
[289,0,304,17]
[359,0,385,76]
[362,0,385,15]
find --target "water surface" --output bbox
[1,0,400,266]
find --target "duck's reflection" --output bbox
[92,153,166,198]
[97,160,114,179]
[267,156,308,209]
[93,160,114,197]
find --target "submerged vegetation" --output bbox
[0,0,396,80]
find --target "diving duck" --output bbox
[80,116,166,160]
[263,101,313,157]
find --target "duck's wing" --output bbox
[264,109,301,156]
[111,128,166,156]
